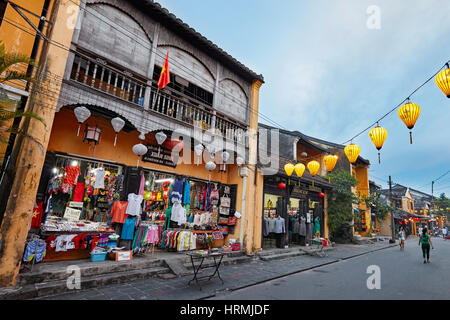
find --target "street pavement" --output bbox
[34,239,401,300]
[209,237,450,300]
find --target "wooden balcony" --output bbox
[69,52,247,144]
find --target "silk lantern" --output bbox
[74,106,91,136]
[155,131,167,145]
[277,182,286,196]
[307,160,320,187]
[205,161,216,181]
[323,154,338,183]
[368,125,388,163]
[236,156,244,167]
[194,144,204,166]
[435,65,450,98]
[221,151,230,172]
[110,117,125,147]
[344,143,360,164]
[294,163,305,187]
[132,143,148,167]
[284,163,295,185]
[398,101,420,144]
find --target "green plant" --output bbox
[0,41,45,162]
[361,192,392,222]
[327,169,360,243]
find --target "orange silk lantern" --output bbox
[368,125,388,164]
[294,163,305,187]
[323,154,338,183]
[307,160,320,187]
[344,143,360,164]
[398,101,420,144]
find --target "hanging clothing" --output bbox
[171,178,183,203]
[23,239,46,263]
[263,218,270,237]
[111,200,128,224]
[183,180,191,205]
[126,193,143,216]
[274,217,286,234]
[268,217,276,233]
[64,165,81,185]
[30,202,44,229]
[72,182,85,202]
[138,172,145,196]
[299,216,307,236]
[171,202,186,225]
[121,217,137,240]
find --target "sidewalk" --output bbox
[16,240,397,300]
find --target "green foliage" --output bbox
[435,193,450,210]
[361,192,393,222]
[0,41,44,162]
[327,169,360,242]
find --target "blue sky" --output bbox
[156,0,450,197]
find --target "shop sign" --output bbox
[63,207,81,221]
[115,251,133,261]
[142,145,179,168]
[308,185,322,193]
[68,202,83,209]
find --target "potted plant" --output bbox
[206,234,213,254]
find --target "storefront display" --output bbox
[25,153,239,263]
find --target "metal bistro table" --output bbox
[186,249,227,290]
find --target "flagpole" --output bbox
[152,87,160,110]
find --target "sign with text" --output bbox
[142,145,179,168]
[63,207,81,221]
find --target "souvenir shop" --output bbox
[24,151,239,264]
[261,175,327,249]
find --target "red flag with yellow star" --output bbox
[158,51,170,89]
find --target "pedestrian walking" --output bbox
[418,226,423,237]
[399,226,406,250]
[442,226,448,240]
[419,227,434,264]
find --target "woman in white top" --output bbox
[399,226,406,250]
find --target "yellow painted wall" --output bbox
[354,165,370,235]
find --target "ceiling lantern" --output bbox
[435,64,450,98]
[284,163,295,185]
[398,100,420,144]
[307,160,320,187]
[132,143,148,167]
[368,125,388,164]
[110,117,125,147]
[74,106,91,136]
[344,143,360,164]
[294,163,305,187]
[323,154,338,183]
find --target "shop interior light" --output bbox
[71,160,78,167]
[52,168,58,174]
[155,178,174,184]
[145,181,150,186]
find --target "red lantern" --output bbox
[277,182,286,190]
[164,138,184,150]
[318,192,325,198]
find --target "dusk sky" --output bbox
[156,0,450,197]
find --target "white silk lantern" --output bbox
[236,156,244,167]
[110,117,125,147]
[155,131,167,145]
[132,143,148,167]
[74,106,91,136]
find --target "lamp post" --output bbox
[389,175,395,244]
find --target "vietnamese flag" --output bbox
[158,51,170,89]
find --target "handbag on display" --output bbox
[219,207,230,215]
[212,231,224,240]
[218,217,229,225]
[220,197,231,208]
[228,216,237,225]
[219,226,229,235]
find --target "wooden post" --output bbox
[0,0,80,287]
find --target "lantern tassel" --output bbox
[288,178,290,185]
[410,131,413,144]
[77,124,81,136]
[114,134,118,147]
[378,152,381,164]
[328,176,331,183]
[312,179,314,187]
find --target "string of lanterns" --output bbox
[341,60,449,165]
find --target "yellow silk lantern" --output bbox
[369,125,388,164]
[294,163,305,187]
[307,160,320,187]
[323,154,338,183]
[344,143,360,164]
[284,163,295,184]
[435,66,450,98]
[398,101,420,144]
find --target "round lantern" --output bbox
[368,125,388,163]
[74,106,91,136]
[222,151,230,162]
[307,160,320,187]
[143,190,151,201]
[323,154,338,183]
[205,161,216,171]
[398,100,420,144]
[236,156,245,167]
[277,182,286,190]
[294,163,305,187]
[155,131,167,145]
[194,144,204,166]
[110,117,125,147]
[132,143,148,167]
[284,163,295,185]
[435,65,450,98]
[344,143,360,164]
[318,192,325,199]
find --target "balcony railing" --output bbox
[70,53,146,106]
[69,52,247,144]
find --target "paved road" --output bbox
[210,237,450,300]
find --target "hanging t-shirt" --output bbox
[64,165,81,185]
[111,201,128,224]
[72,182,85,202]
[126,193,143,216]
[183,181,191,205]
[30,202,44,229]
[121,217,136,240]
[171,202,186,225]
[94,168,106,189]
